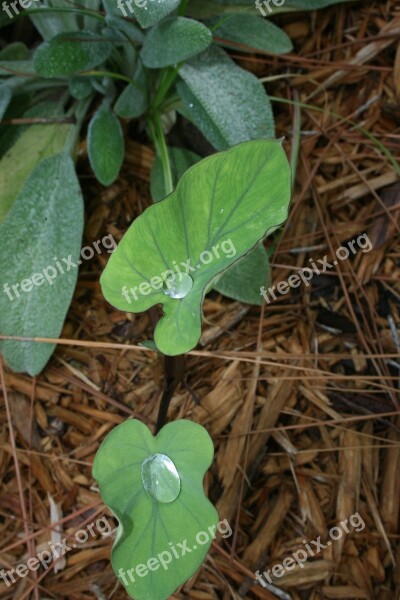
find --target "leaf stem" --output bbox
[156,355,185,433]
[148,110,173,196]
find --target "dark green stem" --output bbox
[156,355,185,433]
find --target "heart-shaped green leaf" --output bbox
[33,31,112,77]
[141,17,212,68]
[100,139,291,355]
[88,104,124,186]
[93,419,219,600]
[150,146,271,305]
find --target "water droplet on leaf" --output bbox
[162,272,193,299]
[141,453,180,503]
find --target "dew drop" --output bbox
[162,272,193,299]
[141,453,180,503]
[189,103,194,108]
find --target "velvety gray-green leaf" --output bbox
[105,15,144,43]
[0,84,11,120]
[0,153,84,375]
[178,46,274,151]
[0,42,29,61]
[114,62,147,119]
[141,17,212,68]
[211,14,293,54]
[88,105,124,186]
[130,0,181,29]
[69,76,93,100]
[214,242,270,305]
[0,123,72,222]
[33,30,112,77]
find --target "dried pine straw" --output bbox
[1,2,400,599]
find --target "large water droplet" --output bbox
[141,454,180,503]
[162,272,193,299]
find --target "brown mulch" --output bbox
[1,1,400,599]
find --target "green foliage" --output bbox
[141,17,212,68]
[150,146,201,203]
[100,140,291,355]
[93,419,218,600]
[150,146,272,305]
[88,103,125,185]
[213,242,271,305]
[114,63,148,119]
[0,123,72,222]
[212,14,293,54]
[178,47,275,151]
[129,0,181,29]
[33,30,112,77]
[0,153,84,375]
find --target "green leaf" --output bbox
[105,15,145,43]
[213,242,270,305]
[0,84,11,120]
[130,0,181,29]
[114,62,148,119]
[69,76,93,100]
[33,30,112,78]
[100,139,291,355]
[93,419,219,600]
[0,42,29,61]
[150,146,201,202]
[88,105,124,186]
[0,123,72,222]
[212,14,293,54]
[150,146,270,303]
[150,146,269,303]
[141,17,212,69]
[0,153,84,375]
[0,61,35,77]
[177,47,274,151]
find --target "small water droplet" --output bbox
[220,209,224,213]
[189,103,194,108]
[163,272,193,299]
[141,454,180,503]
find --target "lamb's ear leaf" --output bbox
[213,242,271,305]
[0,153,83,375]
[211,14,293,54]
[141,17,212,68]
[88,105,124,186]
[100,139,291,355]
[130,0,181,29]
[177,46,274,151]
[93,419,219,600]
[33,31,112,77]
